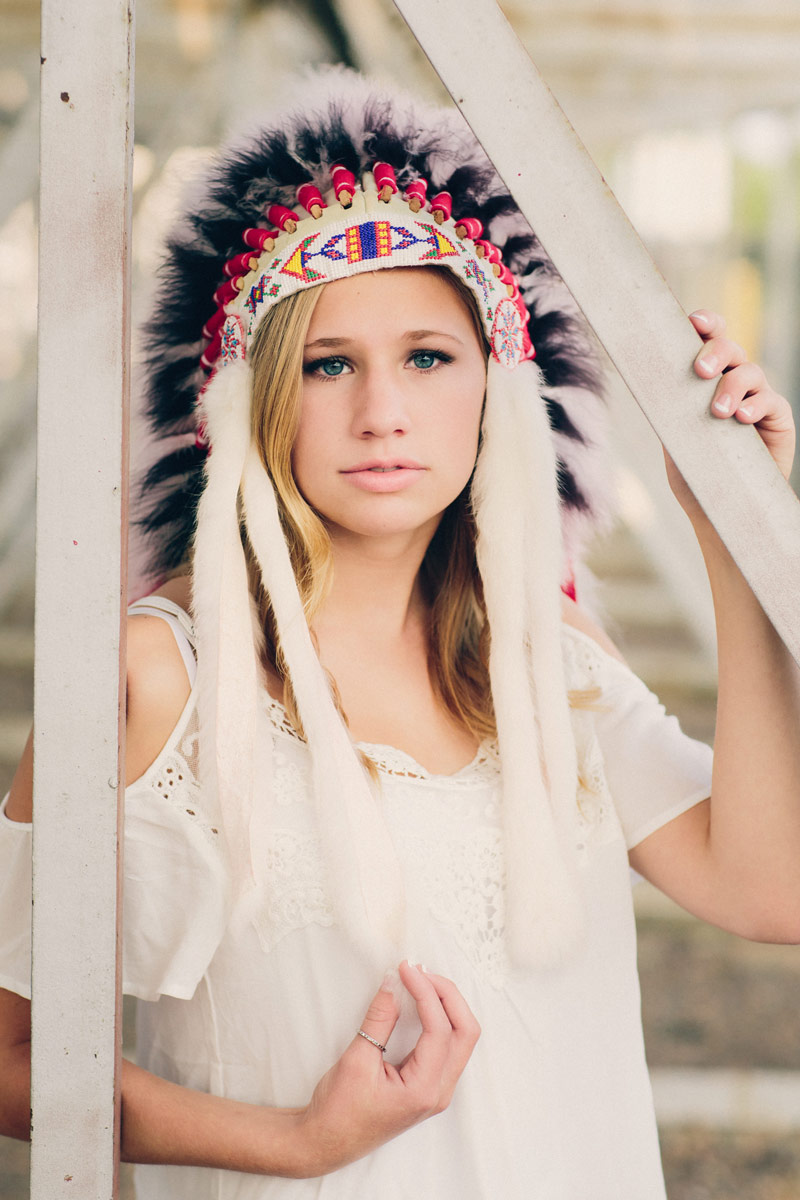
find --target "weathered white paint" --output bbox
[31,0,134,1196]
[394,0,800,664]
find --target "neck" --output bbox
[313,525,435,642]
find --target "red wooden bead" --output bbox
[404,179,428,202]
[201,306,226,341]
[331,164,357,202]
[475,240,501,264]
[455,216,483,240]
[223,251,259,278]
[242,227,278,251]
[430,191,452,223]
[200,329,222,370]
[373,162,398,193]
[297,183,326,216]
[212,278,243,306]
[266,204,299,232]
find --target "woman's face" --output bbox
[293,268,486,547]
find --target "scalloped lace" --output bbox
[262,692,499,787]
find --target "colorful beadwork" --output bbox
[207,173,536,377]
[344,220,393,262]
[220,314,247,366]
[490,298,525,368]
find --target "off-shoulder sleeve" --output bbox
[0,714,229,1005]
[0,794,32,998]
[563,625,713,850]
[123,706,229,1001]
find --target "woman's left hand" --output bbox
[691,309,795,481]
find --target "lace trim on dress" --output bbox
[262,692,500,787]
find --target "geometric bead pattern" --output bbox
[225,180,526,370]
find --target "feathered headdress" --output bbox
[138,69,613,969]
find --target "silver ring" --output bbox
[357,1029,387,1053]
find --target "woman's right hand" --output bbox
[291,960,480,1177]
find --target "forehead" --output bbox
[305,268,477,340]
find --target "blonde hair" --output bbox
[247,267,499,743]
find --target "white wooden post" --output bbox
[394,0,800,665]
[31,0,133,1195]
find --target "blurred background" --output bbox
[1,0,800,1196]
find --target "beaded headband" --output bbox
[197,162,535,422]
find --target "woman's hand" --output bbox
[691,309,795,480]
[292,960,480,1177]
[666,310,795,522]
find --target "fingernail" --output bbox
[381,968,399,993]
[698,354,718,374]
[712,394,731,415]
[404,958,420,973]
[691,311,710,328]
[417,963,428,974]
[739,403,754,418]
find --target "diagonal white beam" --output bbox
[31,0,133,1196]
[393,0,800,665]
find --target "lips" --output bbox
[340,459,426,492]
[341,459,424,473]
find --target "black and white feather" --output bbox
[138,68,612,579]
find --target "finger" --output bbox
[695,337,747,379]
[396,961,453,1083]
[416,970,480,1046]
[689,309,726,341]
[418,971,481,1098]
[353,977,401,1059]
[709,362,768,418]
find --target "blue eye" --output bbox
[304,356,350,379]
[411,350,452,370]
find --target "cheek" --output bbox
[290,405,331,500]
[440,380,484,477]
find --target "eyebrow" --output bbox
[304,329,465,351]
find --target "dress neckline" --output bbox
[261,691,497,783]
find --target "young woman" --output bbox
[1,75,798,1198]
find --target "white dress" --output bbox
[0,599,713,1199]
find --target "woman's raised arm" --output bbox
[630,310,800,941]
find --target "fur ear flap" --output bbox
[472,359,585,967]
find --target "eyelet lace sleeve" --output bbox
[124,705,230,1001]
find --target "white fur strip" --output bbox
[192,360,261,891]
[241,447,405,965]
[473,360,584,966]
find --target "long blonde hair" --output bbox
[246,267,498,743]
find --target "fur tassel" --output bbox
[473,361,585,967]
[192,360,264,895]
[240,446,405,966]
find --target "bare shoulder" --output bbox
[559,593,627,664]
[126,581,193,785]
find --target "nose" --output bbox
[351,366,411,440]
